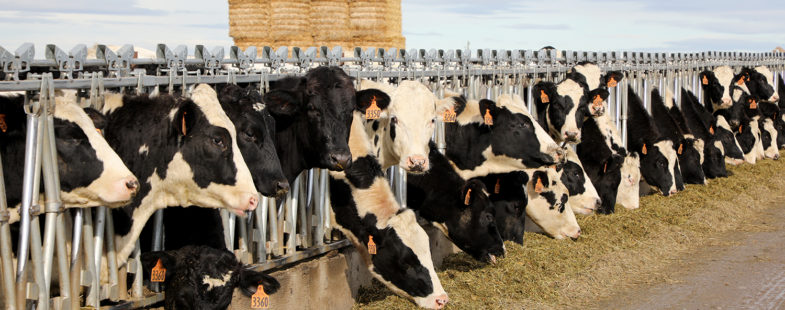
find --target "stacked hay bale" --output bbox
[227,0,405,51]
[228,0,271,49]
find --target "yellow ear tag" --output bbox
[367,236,377,255]
[678,143,683,155]
[0,114,8,133]
[181,111,187,136]
[642,144,648,155]
[607,77,618,88]
[736,78,744,86]
[484,109,493,126]
[592,94,603,107]
[494,178,501,194]
[442,107,456,123]
[540,90,550,103]
[464,188,472,205]
[749,99,757,109]
[709,126,715,135]
[366,96,381,120]
[702,76,709,85]
[151,259,166,282]
[534,177,544,193]
[250,285,270,309]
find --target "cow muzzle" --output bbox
[328,153,352,171]
[406,155,428,173]
[563,130,581,143]
[721,98,732,108]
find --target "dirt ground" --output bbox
[595,201,785,310]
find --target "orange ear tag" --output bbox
[749,99,757,109]
[250,285,270,309]
[642,144,648,155]
[540,90,550,103]
[181,112,187,136]
[464,188,472,205]
[709,126,715,135]
[592,94,603,107]
[484,109,494,125]
[0,114,7,133]
[678,143,683,155]
[702,76,709,85]
[366,96,381,120]
[739,125,743,134]
[96,128,103,136]
[367,235,377,255]
[737,79,744,86]
[494,178,501,194]
[442,107,456,123]
[151,259,166,282]
[607,77,618,88]
[534,177,544,193]
[603,161,608,173]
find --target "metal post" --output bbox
[254,196,269,262]
[0,151,16,310]
[70,208,84,310]
[82,208,99,307]
[104,208,120,301]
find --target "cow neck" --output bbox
[406,143,468,223]
[273,113,312,183]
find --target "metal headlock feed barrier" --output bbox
[0,42,784,309]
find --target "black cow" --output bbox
[103,84,259,265]
[407,142,505,263]
[476,172,528,244]
[1,92,138,221]
[678,89,728,178]
[444,95,563,180]
[650,89,706,185]
[626,87,683,196]
[141,245,279,310]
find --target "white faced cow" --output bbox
[567,61,625,116]
[522,168,581,239]
[679,88,730,177]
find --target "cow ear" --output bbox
[263,89,302,117]
[462,179,486,207]
[83,107,107,131]
[478,99,498,126]
[602,71,623,88]
[436,95,466,116]
[173,100,198,137]
[531,171,549,193]
[238,268,281,297]
[355,89,391,112]
[140,251,176,283]
[532,82,557,108]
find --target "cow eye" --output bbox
[391,116,398,124]
[212,137,226,149]
[243,131,257,142]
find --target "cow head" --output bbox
[735,119,759,164]
[264,66,356,172]
[559,148,600,215]
[616,152,641,210]
[218,85,289,197]
[701,67,750,111]
[593,154,625,214]
[637,139,680,196]
[525,168,580,239]
[675,137,706,185]
[744,66,779,103]
[760,118,780,160]
[141,245,280,310]
[480,172,528,245]
[714,115,746,165]
[533,80,586,143]
[585,87,610,117]
[702,135,728,178]
[442,179,506,263]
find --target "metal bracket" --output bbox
[156,44,188,77]
[230,46,256,72]
[320,46,342,67]
[45,44,87,79]
[354,47,375,70]
[294,47,317,70]
[0,210,9,223]
[97,44,134,77]
[379,48,397,69]
[195,45,224,75]
[0,43,34,81]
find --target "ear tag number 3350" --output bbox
[366,96,381,120]
[251,285,269,309]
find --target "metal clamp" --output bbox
[379,48,397,69]
[0,43,34,81]
[295,47,317,70]
[97,44,135,77]
[320,46,342,67]
[195,45,224,75]
[45,44,87,79]
[230,46,257,72]
[156,44,188,77]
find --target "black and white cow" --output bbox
[1,92,138,223]
[407,142,506,263]
[532,77,610,143]
[521,168,581,239]
[626,87,683,196]
[141,245,280,310]
[567,61,625,116]
[682,88,746,166]
[678,89,728,178]
[329,92,448,309]
[741,66,779,104]
[560,147,601,215]
[700,66,751,113]
[578,117,629,214]
[159,84,290,251]
[476,172,528,244]
[443,94,564,180]
[103,84,259,265]
[650,89,706,185]
[727,92,764,163]
[758,101,782,158]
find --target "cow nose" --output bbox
[248,195,258,210]
[669,188,678,196]
[276,180,290,196]
[434,294,449,309]
[329,153,352,170]
[571,228,581,240]
[593,198,602,210]
[771,94,780,102]
[406,155,428,172]
[564,130,580,142]
[722,98,732,107]
[125,179,139,192]
[730,120,740,128]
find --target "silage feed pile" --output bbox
[355,150,785,309]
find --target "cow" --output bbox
[407,142,506,262]
[758,101,782,158]
[682,89,745,166]
[700,66,751,113]
[141,245,280,310]
[476,172,528,244]
[532,77,610,143]
[678,89,729,178]
[560,148,601,215]
[578,117,630,214]
[650,89,706,185]
[741,66,779,104]
[626,87,683,196]
[329,92,449,309]
[567,61,625,116]
[159,84,290,251]
[443,94,564,180]
[521,168,581,239]
[1,91,138,223]
[102,84,259,265]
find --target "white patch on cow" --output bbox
[101,92,125,114]
[594,114,623,151]
[456,98,483,125]
[763,118,780,159]
[713,66,735,107]
[524,168,580,239]
[714,140,725,156]
[716,115,745,164]
[691,137,705,164]
[53,93,138,209]
[451,146,525,180]
[554,79,584,143]
[755,66,779,102]
[654,140,679,194]
[0,91,24,97]
[138,144,149,155]
[664,88,675,109]
[563,148,600,215]
[252,102,265,112]
[202,271,233,290]
[569,63,602,90]
[752,117,765,161]
[617,153,641,209]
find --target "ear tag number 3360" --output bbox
[151,259,166,282]
[251,285,269,309]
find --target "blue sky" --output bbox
[0,0,783,55]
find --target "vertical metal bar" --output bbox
[313,169,326,246]
[93,207,106,297]
[0,150,16,310]
[104,208,119,301]
[150,208,164,292]
[273,197,283,256]
[70,208,83,310]
[131,240,143,298]
[27,91,48,310]
[81,208,99,307]
[298,171,312,248]
[254,196,269,262]
[40,104,61,299]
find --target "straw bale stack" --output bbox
[270,0,312,46]
[384,0,405,48]
[228,0,271,49]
